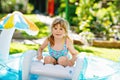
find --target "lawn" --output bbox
[10,42,120,62]
[75,45,120,62]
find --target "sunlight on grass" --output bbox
[90,47,120,62]
[10,42,48,54]
[75,45,120,62]
[10,43,120,62]
[10,42,39,54]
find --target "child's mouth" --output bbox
[56,34,61,35]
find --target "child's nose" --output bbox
[57,30,60,32]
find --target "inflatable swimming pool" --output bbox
[0,51,120,80]
[21,50,88,80]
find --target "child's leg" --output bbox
[44,56,56,64]
[57,56,69,66]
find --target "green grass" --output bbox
[0,14,6,19]
[10,42,39,54]
[75,45,120,62]
[10,42,48,55]
[10,42,120,62]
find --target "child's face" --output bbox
[52,24,65,39]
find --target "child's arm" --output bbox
[66,38,79,66]
[37,38,48,60]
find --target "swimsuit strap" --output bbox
[48,39,67,51]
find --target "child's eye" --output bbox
[54,27,57,30]
[60,28,63,30]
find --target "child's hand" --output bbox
[37,55,43,60]
[68,60,74,66]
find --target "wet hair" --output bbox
[47,18,70,46]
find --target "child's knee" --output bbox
[44,56,56,64]
[44,56,52,63]
[58,56,68,66]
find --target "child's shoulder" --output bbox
[66,36,73,44]
[43,37,49,43]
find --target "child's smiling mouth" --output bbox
[56,34,62,36]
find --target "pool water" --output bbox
[0,53,120,80]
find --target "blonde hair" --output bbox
[47,18,70,46]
